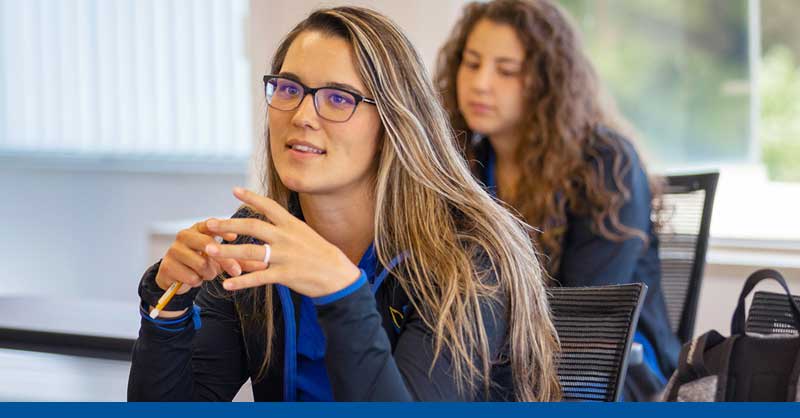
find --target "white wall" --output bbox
[694,247,800,337]
[1,161,245,304]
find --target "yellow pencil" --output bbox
[149,281,183,319]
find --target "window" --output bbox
[0,0,252,160]
[558,0,800,241]
[760,0,800,182]
[559,0,752,168]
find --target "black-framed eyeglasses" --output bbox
[263,75,377,123]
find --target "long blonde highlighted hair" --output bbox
[243,6,560,401]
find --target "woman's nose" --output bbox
[471,66,493,93]
[290,94,320,129]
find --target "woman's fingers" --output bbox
[196,221,238,242]
[157,256,202,290]
[232,188,294,226]
[221,232,238,242]
[177,223,243,277]
[216,257,243,277]
[204,242,274,264]
[239,260,268,272]
[209,245,268,277]
[180,225,222,252]
[222,267,286,291]
[207,257,222,274]
[207,256,244,278]
[168,242,219,280]
[205,217,278,245]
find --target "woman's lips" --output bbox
[467,102,495,115]
[286,142,326,160]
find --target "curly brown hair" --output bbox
[435,0,661,277]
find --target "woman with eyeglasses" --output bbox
[435,0,680,400]
[128,6,560,402]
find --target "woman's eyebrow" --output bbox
[277,71,302,82]
[495,57,522,66]
[464,49,481,58]
[278,71,366,96]
[326,81,367,96]
[465,48,521,66]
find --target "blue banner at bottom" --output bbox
[0,402,798,418]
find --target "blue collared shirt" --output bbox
[296,242,404,401]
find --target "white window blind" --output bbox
[0,0,251,160]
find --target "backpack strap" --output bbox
[684,331,724,379]
[731,269,800,335]
[788,342,800,401]
[665,330,724,400]
[711,336,739,402]
[665,330,740,402]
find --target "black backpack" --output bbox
[662,269,800,402]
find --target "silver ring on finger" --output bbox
[263,243,271,265]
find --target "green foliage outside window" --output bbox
[559,0,800,181]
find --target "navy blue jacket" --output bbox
[127,203,514,401]
[472,128,680,381]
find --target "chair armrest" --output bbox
[628,342,644,366]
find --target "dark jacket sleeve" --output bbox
[128,207,270,401]
[557,143,652,287]
[127,270,249,401]
[315,275,508,401]
[556,140,681,377]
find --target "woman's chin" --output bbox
[281,177,315,194]
[465,120,500,137]
[280,175,333,195]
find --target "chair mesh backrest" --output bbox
[746,291,800,336]
[659,172,718,343]
[550,283,647,402]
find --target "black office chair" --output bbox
[658,172,719,343]
[550,283,648,402]
[746,291,800,336]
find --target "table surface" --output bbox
[0,297,255,401]
[0,347,131,401]
[0,296,140,340]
